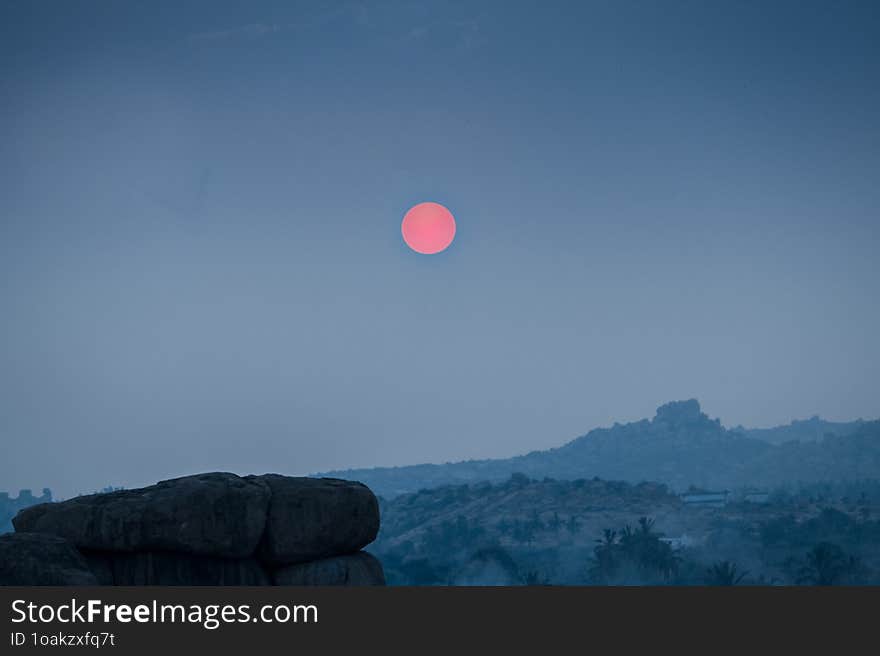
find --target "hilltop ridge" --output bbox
[320,400,879,497]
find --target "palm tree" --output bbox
[588,529,619,584]
[706,561,748,586]
[598,529,618,548]
[637,517,656,536]
[602,518,680,583]
[797,542,848,585]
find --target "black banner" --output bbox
[1,586,877,653]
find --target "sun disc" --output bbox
[401,202,456,254]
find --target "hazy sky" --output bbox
[2,1,878,497]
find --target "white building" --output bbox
[681,490,730,507]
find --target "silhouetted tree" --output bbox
[706,561,748,586]
[588,518,679,584]
[797,542,849,585]
[588,529,619,583]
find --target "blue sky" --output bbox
[1,1,879,496]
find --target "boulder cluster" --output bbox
[0,472,384,586]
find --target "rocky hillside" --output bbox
[1,472,384,586]
[322,400,880,497]
[376,475,681,554]
[371,473,880,585]
[735,416,867,444]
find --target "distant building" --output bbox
[681,490,730,507]
[0,488,53,534]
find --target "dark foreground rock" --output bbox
[83,551,270,586]
[253,475,380,566]
[274,552,385,586]
[0,533,98,585]
[13,473,270,558]
[8,472,383,586]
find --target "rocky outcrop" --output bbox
[13,473,270,558]
[274,552,385,586]
[83,551,271,586]
[0,533,98,585]
[255,475,379,566]
[4,472,383,586]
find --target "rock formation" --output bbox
[3,472,384,586]
[274,552,385,586]
[0,533,98,585]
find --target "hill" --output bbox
[735,416,866,444]
[370,473,880,585]
[320,400,880,497]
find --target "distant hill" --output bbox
[376,475,680,553]
[734,416,866,444]
[370,472,880,585]
[320,400,880,497]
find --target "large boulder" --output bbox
[0,533,98,585]
[83,551,270,586]
[274,552,385,586]
[13,473,270,558]
[251,475,379,566]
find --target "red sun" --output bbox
[401,202,456,254]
